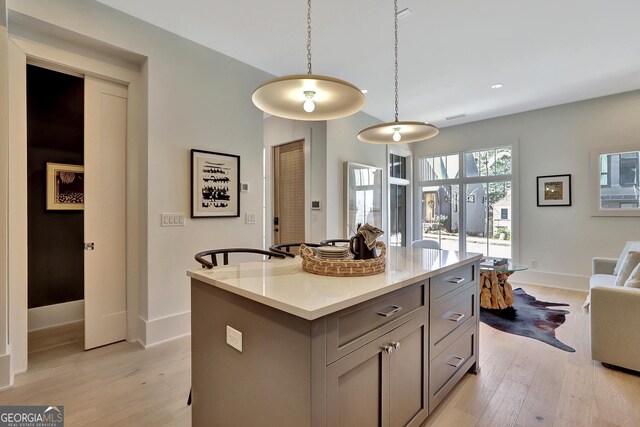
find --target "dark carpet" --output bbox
[480,288,575,352]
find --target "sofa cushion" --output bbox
[614,241,640,275]
[625,263,640,289]
[590,274,617,288]
[615,251,640,286]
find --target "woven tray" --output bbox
[300,241,386,277]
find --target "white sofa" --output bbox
[590,256,640,372]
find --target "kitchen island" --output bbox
[187,247,482,427]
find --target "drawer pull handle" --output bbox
[447,277,465,284]
[383,345,394,354]
[377,305,403,317]
[447,312,466,322]
[446,356,465,369]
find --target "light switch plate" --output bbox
[161,213,185,227]
[245,213,256,224]
[226,326,242,352]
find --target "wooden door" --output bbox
[389,316,428,427]
[84,76,127,350]
[326,335,390,427]
[273,140,305,245]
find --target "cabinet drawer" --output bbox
[430,263,475,306]
[430,283,476,359]
[326,283,426,364]
[429,326,476,412]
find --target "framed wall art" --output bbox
[46,162,84,210]
[537,174,571,207]
[191,149,240,218]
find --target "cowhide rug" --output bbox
[480,287,575,352]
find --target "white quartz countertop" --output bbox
[187,248,482,320]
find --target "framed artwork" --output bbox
[191,149,240,218]
[46,162,84,210]
[537,174,571,207]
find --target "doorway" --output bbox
[25,64,128,354]
[273,140,305,246]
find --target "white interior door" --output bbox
[84,76,127,350]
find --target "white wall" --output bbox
[5,0,272,359]
[326,112,384,239]
[412,90,640,290]
[263,116,327,244]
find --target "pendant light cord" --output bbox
[307,0,313,75]
[394,0,399,122]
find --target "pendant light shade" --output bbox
[252,0,365,121]
[252,75,365,121]
[358,121,438,144]
[358,0,438,144]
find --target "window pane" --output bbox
[599,150,640,210]
[421,185,459,251]
[465,182,511,258]
[465,148,512,178]
[390,184,407,247]
[419,154,459,181]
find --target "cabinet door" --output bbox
[389,316,428,427]
[326,335,390,427]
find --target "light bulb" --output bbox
[392,127,402,142]
[303,91,316,113]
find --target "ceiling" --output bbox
[96,0,640,128]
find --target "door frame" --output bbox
[387,146,413,247]
[7,36,145,379]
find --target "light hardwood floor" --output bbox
[1,284,639,426]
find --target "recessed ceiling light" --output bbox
[361,89,368,94]
[444,113,467,121]
[491,83,503,89]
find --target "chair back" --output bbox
[269,242,321,258]
[411,239,441,250]
[195,248,286,269]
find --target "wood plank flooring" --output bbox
[423,284,640,427]
[0,284,638,426]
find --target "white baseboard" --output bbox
[510,269,589,292]
[28,300,84,332]
[0,352,11,390]
[138,311,190,348]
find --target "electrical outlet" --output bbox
[226,326,242,352]
[531,259,538,268]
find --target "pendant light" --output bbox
[252,0,366,121]
[357,0,438,144]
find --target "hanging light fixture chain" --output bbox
[307,0,313,75]
[394,0,399,122]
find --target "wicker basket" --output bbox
[300,241,386,277]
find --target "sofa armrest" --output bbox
[590,285,640,371]
[592,257,617,275]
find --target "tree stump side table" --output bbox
[479,263,528,309]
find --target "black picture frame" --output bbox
[191,149,240,218]
[537,174,571,207]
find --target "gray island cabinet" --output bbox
[188,248,482,427]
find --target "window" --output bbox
[600,155,610,187]
[389,150,411,247]
[619,153,639,187]
[419,147,513,258]
[592,149,640,215]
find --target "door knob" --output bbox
[383,345,394,354]
[391,341,400,350]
